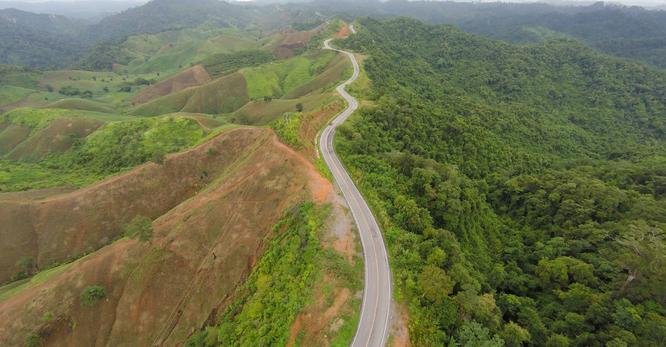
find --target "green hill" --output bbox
[338,18,666,346]
[0,108,214,191]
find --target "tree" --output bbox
[295,103,304,112]
[615,221,666,303]
[80,285,106,307]
[14,256,37,280]
[545,334,570,347]
[457,320,504,347]
[418,265,455,303]
[501,322,531,347]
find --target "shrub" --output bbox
[124,215,153,242]
[13,256,37,281]
[24,333,42,347]
[80,285,106,307]
[150,151,165,165]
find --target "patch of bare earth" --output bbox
[391,302,412,347]
[272,26,323,58]
[0,128,331,346]
[335,24,351,39]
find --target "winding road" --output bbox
[321,29,392,347]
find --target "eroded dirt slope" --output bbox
[0,127,330,346]
[0,127,261,284]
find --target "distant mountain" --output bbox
[0,8,86,68]
[0,0,145,21]
[85,0,252,43]
[458,3,666,68]
[300,0,666,68]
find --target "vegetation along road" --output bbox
[321,30,392,347]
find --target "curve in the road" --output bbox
[321,30,392,347]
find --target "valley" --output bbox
[1,0,665,346]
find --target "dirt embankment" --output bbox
[132,65,212,105]
[0,127,331,346]
[0,128,263,284]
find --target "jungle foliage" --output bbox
[337,18,666,346]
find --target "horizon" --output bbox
[1,0,665,7]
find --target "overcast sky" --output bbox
[2,0,665,8]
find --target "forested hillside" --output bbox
[459,3,666,69]
[304,1,666,69]
[0,9,86,68]
[338,18,666,346]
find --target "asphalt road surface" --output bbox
[321,32,392,347]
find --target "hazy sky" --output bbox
[2,0,665,7]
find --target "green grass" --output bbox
[0,113,213,192]
[130,88,195,116]
[131,72,249,116]
[0,86,34,106]
[47,98,116,113]
[330,298,362,347]
[2,108,132,132]
[233,92,334,125]
[122,27,262,75]
[0,262,73,302]
[272,112,305,148]
[242,51,337,100]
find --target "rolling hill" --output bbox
[0,127,336,345]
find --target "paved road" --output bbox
[321,32,392,347]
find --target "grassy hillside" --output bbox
[131,49,347,121]
[241,50,338,100]
[0,127,353,346]
[0,108,214,191]
[338,18,666,346]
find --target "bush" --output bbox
[13,256,37,281]
[80,285,106,307]
[150,151,165,165]
[58,86,81,96]
[124,215,153,242]
[24,333,42,347]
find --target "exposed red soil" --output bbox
[0,128,330,346]
[272,27,321,58]
[132,65,212,105]
[335,24,351,39]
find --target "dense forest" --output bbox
[338,18,666,346]
[305,1,666,68]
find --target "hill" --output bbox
[132,65,211,104]
[0,0,143,20]
[338,18,666,346]
[301,1,666,68]
[85,0,253,43]
[0,9,86,68]
[0,127,342,345]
